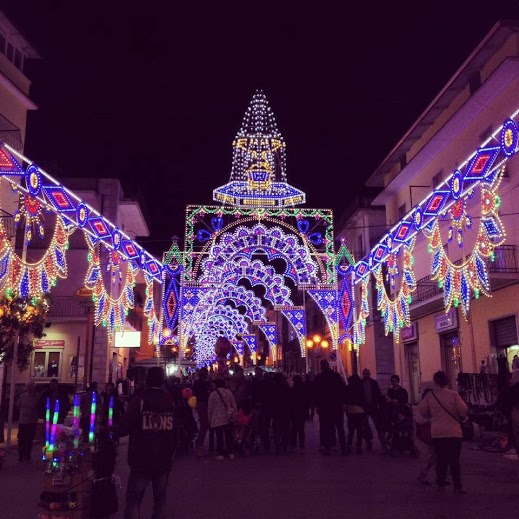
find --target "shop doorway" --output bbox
[440,332,462,388]
[405,342,421,404]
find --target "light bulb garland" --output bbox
[353,276,370,346]
[84,233,137,339]
[0,213,72,297]
[442,190,474,248]
[373,236,416,342]
[424,169,506,317]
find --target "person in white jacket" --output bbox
[418,371,468,494]
[208,378,237,460]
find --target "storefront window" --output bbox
[32,350,62,379]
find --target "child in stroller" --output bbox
[389,403,419,457]
[233,401,260,457]
[385,375,419,457]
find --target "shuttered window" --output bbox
[492,316,518,348]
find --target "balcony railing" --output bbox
[0,210,15,239]
[411,245,518,307]
[487,245,518,274]
[47,296,88,318]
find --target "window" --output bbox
[14,49,22,71]
[479,126,492,144]
[398,203,407,220]
[0,32,5,55]
[32,350,62,379]
[357,234,364,258]
[6,42,13,62]
[432,170,443,188]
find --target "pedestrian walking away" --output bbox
[16,379,39,462]
[418,370,468,494]
[115,366,177,519]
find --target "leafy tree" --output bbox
[0,293,51,371]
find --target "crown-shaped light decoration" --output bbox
[213,91,305,208]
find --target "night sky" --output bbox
[3,1,519,257]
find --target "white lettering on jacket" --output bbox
[141,411,174,431]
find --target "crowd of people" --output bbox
[10,361,519,517]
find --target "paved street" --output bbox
[1,419,518,519]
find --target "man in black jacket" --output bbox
[313,359,347,455]
[117,367,176,519]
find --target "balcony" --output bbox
[47,296,89,319]
[0,210,15,239]
[410,245,519,319]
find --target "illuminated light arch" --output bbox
[84,233,137,340]
[193,304,249,364]
[209,283,267,323]
[423,169,505,317]
[0,213,73,297]
[197,222,321,285]
[373,236,416,342]
[200,258,294,307]
[181,283,267,349]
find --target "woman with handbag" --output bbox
[418,371,468,494]
[208,378,238,461]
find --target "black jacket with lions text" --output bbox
[118,388,176,475]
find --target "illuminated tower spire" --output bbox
[213,91,305,208]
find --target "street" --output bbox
[0,419,517,519]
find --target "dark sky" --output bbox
[3,0,519,257]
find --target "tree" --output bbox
[0,293,51,371]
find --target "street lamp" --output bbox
[306,335,323,374]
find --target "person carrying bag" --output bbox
[418,371,468,494]
[208,379,238,460]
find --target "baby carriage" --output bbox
[233,407,261,457]
[388,403,419,457]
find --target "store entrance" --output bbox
[405,342,421,404]
[440,332,462,388]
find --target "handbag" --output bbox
[415,421,433,445]
[431,391,473,441]
[216,389,237,425]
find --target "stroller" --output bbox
[233,407,261,457]
[388,403,419,457]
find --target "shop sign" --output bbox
[435,308,458,333]
[114,331,141,348]
[34,340,65,349]
[401,323,418,343]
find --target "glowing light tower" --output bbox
[213,90,305,208]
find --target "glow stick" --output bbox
[89,392,97,443]
[73,394,80,449]
[108,396,114,428]
[49,400,60,454]
[45,397,50,449]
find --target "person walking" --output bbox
[344,374,366,454]
[116,367,176,519]
[289,375,310,453]
[193,367,211,457]
[16,380,40,462]
[418,370,468,494]
[208,378,237,460]
[313,359,347,455]
[271,372,291,454]
[38,378,70,425]
[415,388,437,485]
[361,368,386,453]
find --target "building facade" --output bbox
[358,21,519,403]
